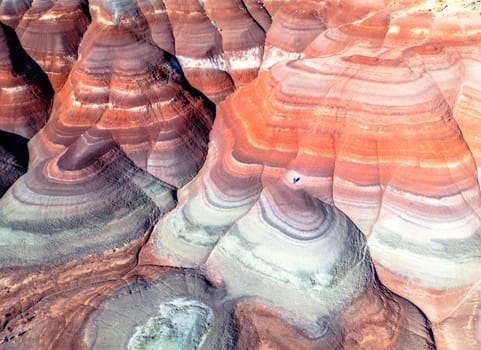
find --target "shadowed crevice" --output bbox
[1,22,54,101]
[0,130,29,197]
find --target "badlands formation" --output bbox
[0,0,480,349]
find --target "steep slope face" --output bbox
[92,0,269,103]
[0,0,32,28]
[6,189,433,350]
[161,0,266,102]
[1,0,272,103]
[0,22,53,138]
[1,1,481,350]
[0,128,176,267]
[14,0,90,92]
[149,1,481,349]
[30,0,215,189]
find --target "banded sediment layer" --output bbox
[1,0,480,349]
[0,21,53,138]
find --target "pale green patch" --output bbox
[127,298,213,350]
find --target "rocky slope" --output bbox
[0,0,480,349]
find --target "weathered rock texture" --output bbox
[0,21,53,138]
[14,0,90,92]
[1,0,481,349]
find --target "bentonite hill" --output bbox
[0,0,480,349]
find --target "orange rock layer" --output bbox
[0,22,53,138]
[1,1,481,350]
[15,0,90,92]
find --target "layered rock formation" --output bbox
[159,0,267,102]
[0,0,32,28]
[0,129,176,266]
[1,0,270,103]
[14,0,90,92]
[148,1,481,349]
[1,0,481,349]
[32,0,215,188]
[0,22,53,138]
